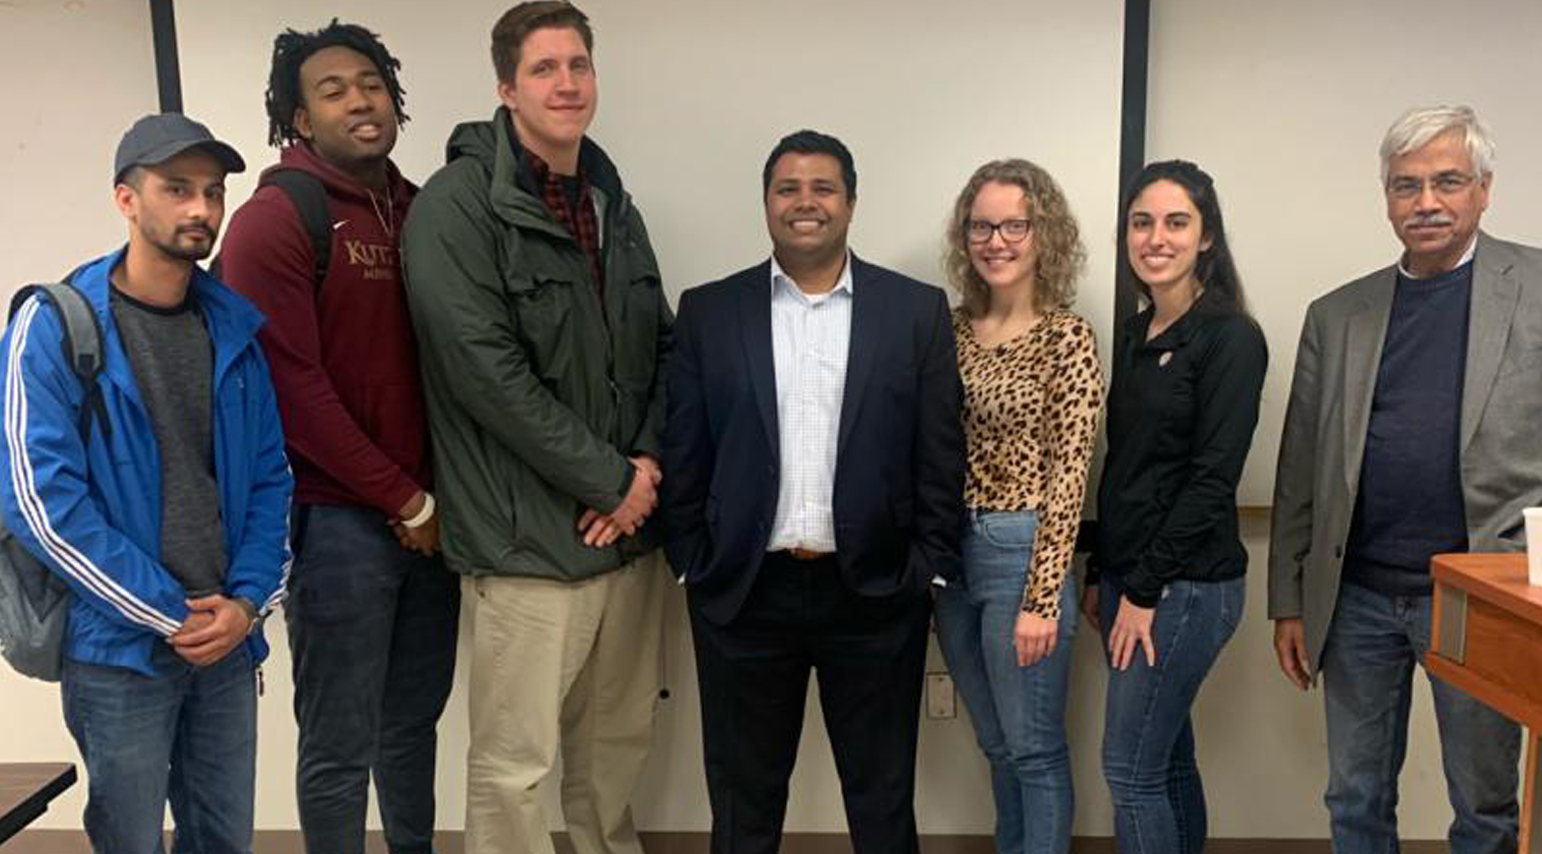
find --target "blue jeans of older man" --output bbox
[935,510,1078,854]
[1321,579,1519,854]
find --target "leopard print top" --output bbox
[955,307,1104,618]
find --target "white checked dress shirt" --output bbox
[765,253,853,554]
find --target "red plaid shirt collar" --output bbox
[525,149,604,293]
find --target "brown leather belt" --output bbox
[781,548,834,561]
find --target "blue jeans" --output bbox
[62,641,257,854]
[936,510,1077,854]
[1321,580,1520,854]
[285,505,461,854]
[1099,573,1244,854]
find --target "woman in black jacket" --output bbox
[1085,159,1267,854]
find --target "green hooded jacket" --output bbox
[401,108,670,580]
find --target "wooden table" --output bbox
[0,763,76,845]
[1428,553,1542,854]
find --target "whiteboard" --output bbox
[175,0,1127,359]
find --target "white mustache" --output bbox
[1403,214,1454,229]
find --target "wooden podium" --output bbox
[1429,553,1542,854]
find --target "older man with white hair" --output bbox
[1269,104,1539,853]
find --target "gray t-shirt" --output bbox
[110,287,228,596]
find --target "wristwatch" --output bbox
[234,597,261,636]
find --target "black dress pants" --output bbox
[689,552,930,854]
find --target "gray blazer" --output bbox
[1268,232,1542,672]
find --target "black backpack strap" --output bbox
[261,169,333,289]
[7,282,109,443]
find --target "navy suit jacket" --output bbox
[662,255,965,625]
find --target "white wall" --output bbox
[0,0,159,292]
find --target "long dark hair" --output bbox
[1120,159,1249,315]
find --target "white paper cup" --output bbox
[1525,507,1542,586]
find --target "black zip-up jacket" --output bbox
[1094,291,1267,606]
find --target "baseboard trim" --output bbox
[5,829,1452,853]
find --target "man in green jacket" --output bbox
[400,4,670,853]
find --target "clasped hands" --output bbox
[168,594,253,666]
[577,455,661,547]
[390,490,440,557]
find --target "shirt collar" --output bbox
[1397,234,1478,279]
[523,147,584,187]
[769,251,854,303]
[1124,286,1227,349]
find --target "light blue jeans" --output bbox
[935,510,1077,854]
[1321,580,1519,854]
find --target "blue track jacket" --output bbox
[0,248,293,677]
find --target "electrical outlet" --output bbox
[925,671,957,719]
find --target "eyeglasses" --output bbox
[965,218,1032,244]
[1386,172,1478,200]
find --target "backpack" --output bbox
[0,281,107,682]
[213,168,333,288]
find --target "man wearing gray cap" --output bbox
[0,112,293,853]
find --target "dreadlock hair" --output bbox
[265,19,408,148]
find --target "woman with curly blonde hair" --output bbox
[933,159,1104,854]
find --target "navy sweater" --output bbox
[1344,260,1473,595]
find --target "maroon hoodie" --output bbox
[220,143,428,516]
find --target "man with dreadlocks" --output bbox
[219,20,459,854]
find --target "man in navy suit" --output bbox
[662,129,965,854]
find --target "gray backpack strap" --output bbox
[7,283,109,442]
[0,282,98,682]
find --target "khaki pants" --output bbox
[464,554,666,854]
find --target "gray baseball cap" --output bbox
[113,113,245,184]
